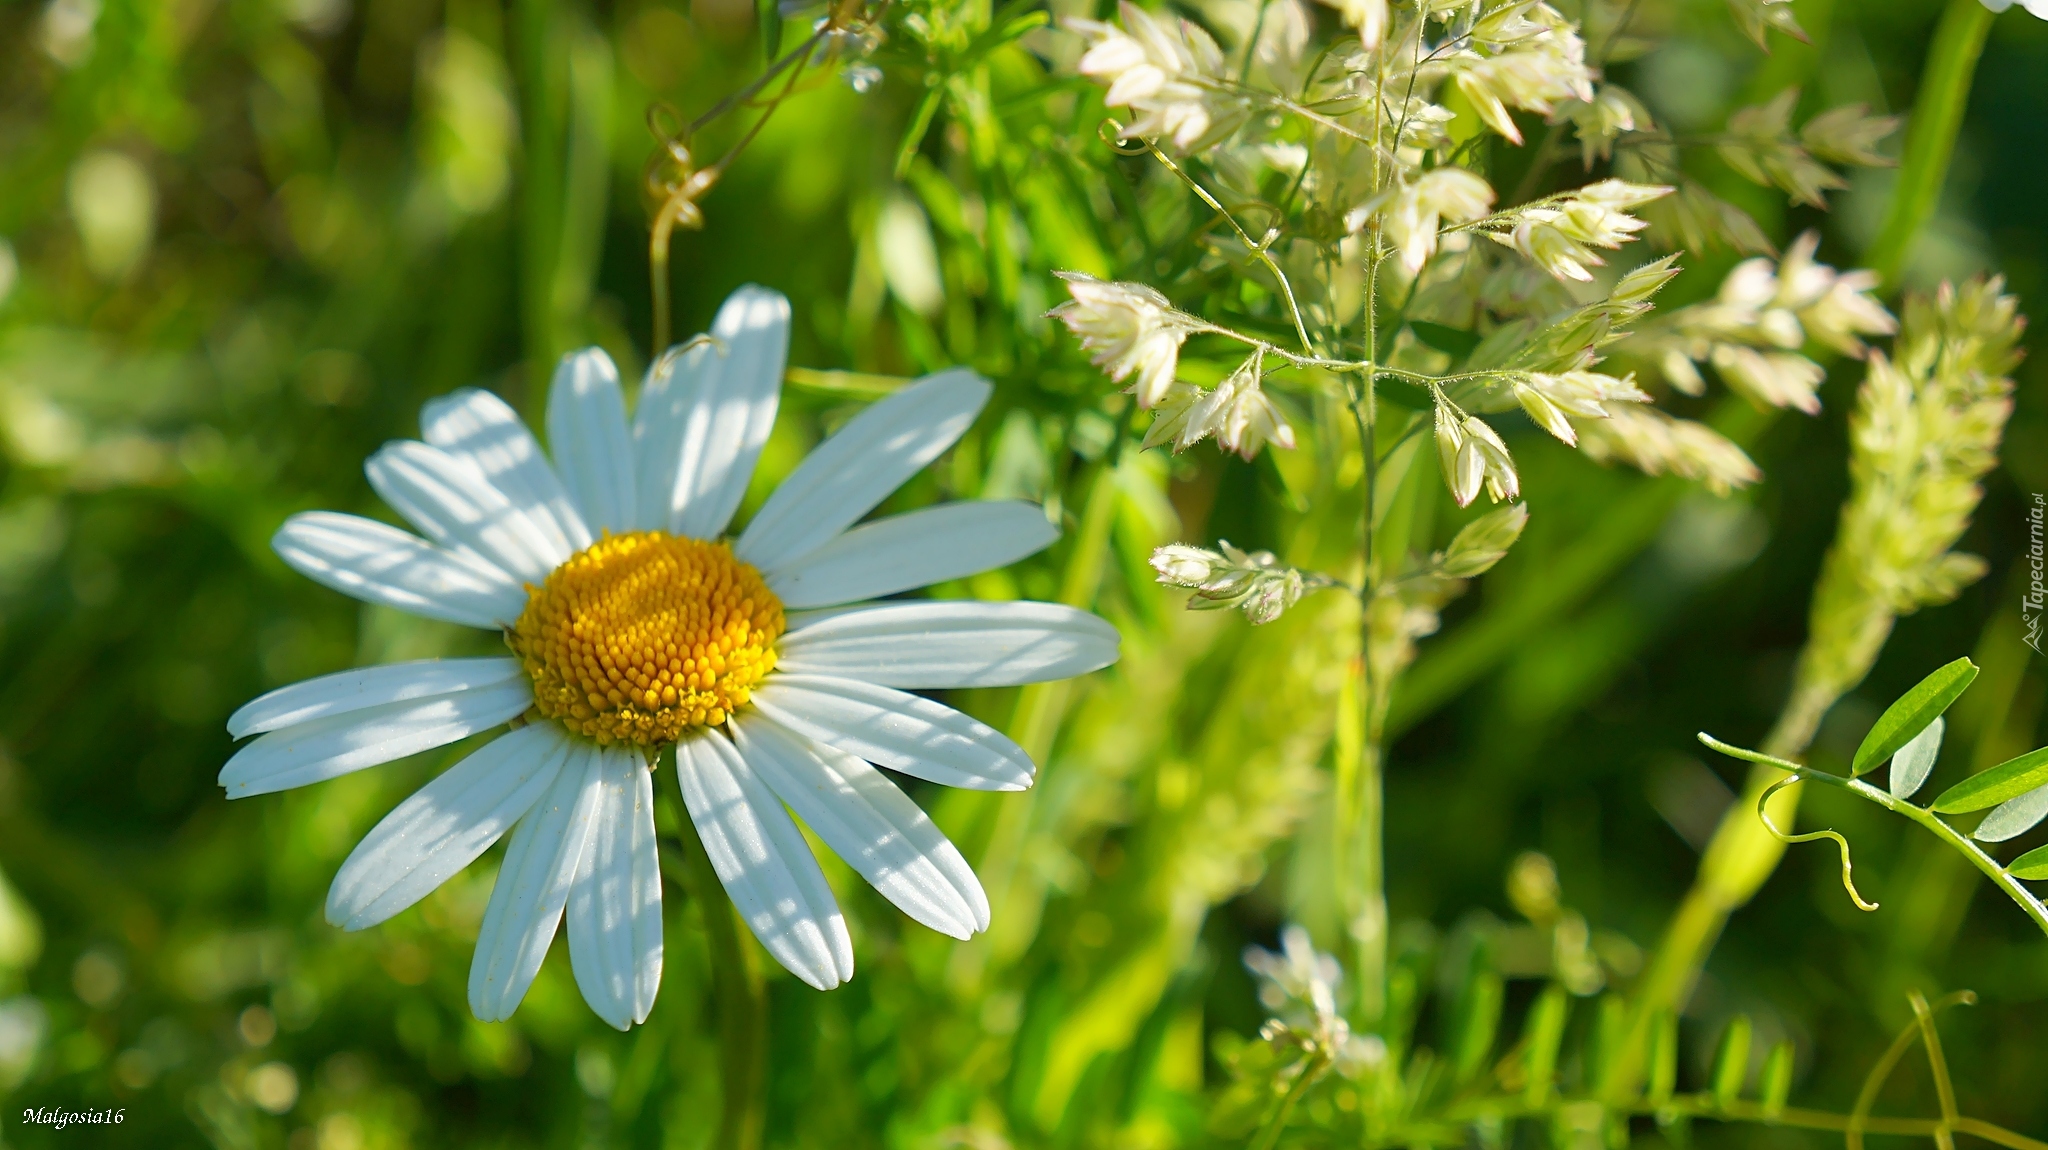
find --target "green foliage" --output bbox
[0,0,2044,1148]
[1933,746,2048,813]
[1852,656,1976,776]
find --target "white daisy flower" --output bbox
[222,285,1119,1029]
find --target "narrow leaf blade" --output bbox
[1710,1014,1751,1108]
[1851,657,1977,776]
[758,0,782,62]
[1932,746,2048,814]
[1759,1040,1794,1118]
[2007,843,2048,881]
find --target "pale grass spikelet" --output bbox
[1349,167,1497,274]
[1644,231,1894,409]
[1433,401,1467,502]
[1719,89,1847,208]
[1149,543,1216,587]
[1195,357,1296,458]
[1512,370,1650,446]
[1784,278,2022,738]
[1463,416,1519,503]
[1573,405,1762,494]
[1069,2,1242,152]
[1140,356,1296,459]
[1709,344,1827,414]
[1150,540,1330,624]
[1489,180,1670,283]
[1835,281,2020,614]
[1560,87,1646,166]
[1799,103,1902,168]
[1434,399,1519,507]
[1717,90,1899,208]
[1050,271,1190,408]
[1140,381,1206,451]
[1448,3,1595,145]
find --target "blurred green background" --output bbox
[0,0,2044,1146]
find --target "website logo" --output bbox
[2026,493,2044,656]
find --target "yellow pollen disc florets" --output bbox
[510,531,785,748]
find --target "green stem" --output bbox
[1248,1051,1331,1150]
[1867,0,1995,286]
[666,766,767,1150]
[947,453,1123,989]
[1145,144,1315,354]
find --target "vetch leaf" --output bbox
[2007,844,2048,882]
[1888,716,1944,799]
[1932,746,2048,814]
[1973,783,2048,843]
[1851,657,1976,776]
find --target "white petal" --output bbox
[422,387,592,553]
[674,728,852,989]
[566,745,664,1030]
[219,681,534,799]
[632,286,790,538]
[366,440,567,584]
[273,512,526,630]
[750,675,1033,791]
[764,501,1058,609]
[736,368,990,572]
[733,715,988,938]
[774,601,1120,688]
[545,349,637,535]
[229,657,523,739]
[326,722,571,930]
[469,747,605,1022]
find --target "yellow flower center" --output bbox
[510,531,784,748]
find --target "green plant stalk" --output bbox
[1248,1050,1332,1150]
[1347,228,1389,1032]
[667,762,768,1150]
[1599,11,2003,1069]
[1598,659,1847,1102]
[948,454,1122,991]
[1866,0,1995,286]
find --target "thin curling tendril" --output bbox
[1757,774,1879,912]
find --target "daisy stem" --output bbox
[666,771,768,1150]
